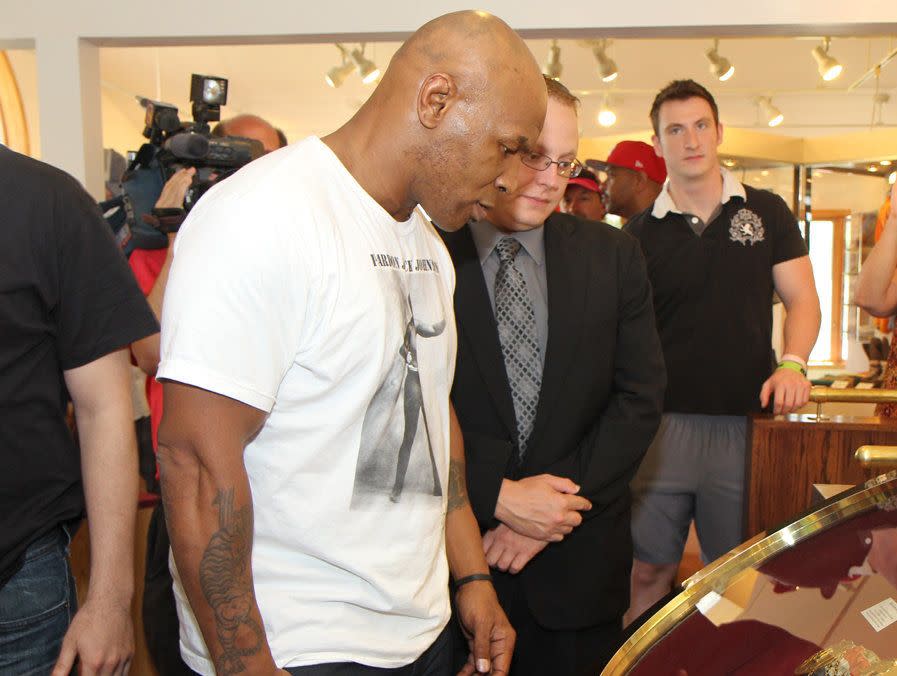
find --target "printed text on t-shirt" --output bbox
[370,253,440,273]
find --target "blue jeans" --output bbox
[0,528,77,675]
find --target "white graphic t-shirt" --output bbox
[157,136,456,673]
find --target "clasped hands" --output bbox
[485,475,591,574]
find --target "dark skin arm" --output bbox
[157,381,288,676]
[447,405,516,676]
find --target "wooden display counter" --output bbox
[745,413,897,538]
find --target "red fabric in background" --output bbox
[630,614,819,676]
[128,247,166,460]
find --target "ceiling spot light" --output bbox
[325,47,355,88]
[889,171,896,185]
[597,98,617,127]
[543,40,563,80]
[881,160,892,166]
[758,96,784,127]
[874,93,891,126]
[812,38,843,81]
[597,107,617,127]
[722,158,736,167]
[592,40,619,83]
[349,45,380,84]
[706,39,735,82]
[327,44,378,88]
[868,165,879,172]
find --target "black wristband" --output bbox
[151,207,186,218]
[453,573,492,592]
[143,209,187,234]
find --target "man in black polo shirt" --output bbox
[623,80,821,625]
[0,146,158,674]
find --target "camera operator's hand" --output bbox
[155,167,196,210]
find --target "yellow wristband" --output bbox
[778,360,807,377]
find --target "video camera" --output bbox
[104,74,264,254]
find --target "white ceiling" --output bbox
[93,33,897,149]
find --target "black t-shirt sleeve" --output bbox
[54,175,159,370]
[769,193,808,266]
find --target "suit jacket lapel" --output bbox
[527,215,589,454]
[446,228,518,438]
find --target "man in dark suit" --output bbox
[442,77,666,675]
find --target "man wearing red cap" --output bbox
[561,169,607,222]
[589,141,666,223]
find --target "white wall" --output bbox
[812,171,890,214]
[6,49,39,158]
[3,0,895,40]
[2,0,895,196]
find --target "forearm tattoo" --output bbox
[199,488,264,674]
[447,458,469,513]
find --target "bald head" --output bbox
[215,114,282,153]
[390,10,539,88]
[380,11,545,148]
[325,11,547,230]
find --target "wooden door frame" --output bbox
[0,51,30,155]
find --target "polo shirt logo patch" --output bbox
[729,208,765,246]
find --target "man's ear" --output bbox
[635,170,649,192]
[418,73,456,130]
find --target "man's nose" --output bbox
[495,159,522,195]
[534,163,562,189]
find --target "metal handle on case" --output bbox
[806,387,897,422]
[855,445,897,468]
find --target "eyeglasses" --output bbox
[520,151,583,178]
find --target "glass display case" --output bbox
[605,472,897,675]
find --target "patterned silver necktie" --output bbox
[494,237,542,457]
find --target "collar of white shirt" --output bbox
[651,166,747,219]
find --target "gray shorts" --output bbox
[631,413,747,566]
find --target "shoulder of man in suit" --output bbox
[546,210,626,244]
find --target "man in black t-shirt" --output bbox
[0,146,158,674]
[622,80,821,626]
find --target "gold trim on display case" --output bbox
[602,471,897,675]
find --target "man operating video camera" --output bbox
[129,111,285,676]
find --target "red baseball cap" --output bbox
[565,169,603,194]
[588,140,667,185]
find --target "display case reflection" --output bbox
[605,472,897,676]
